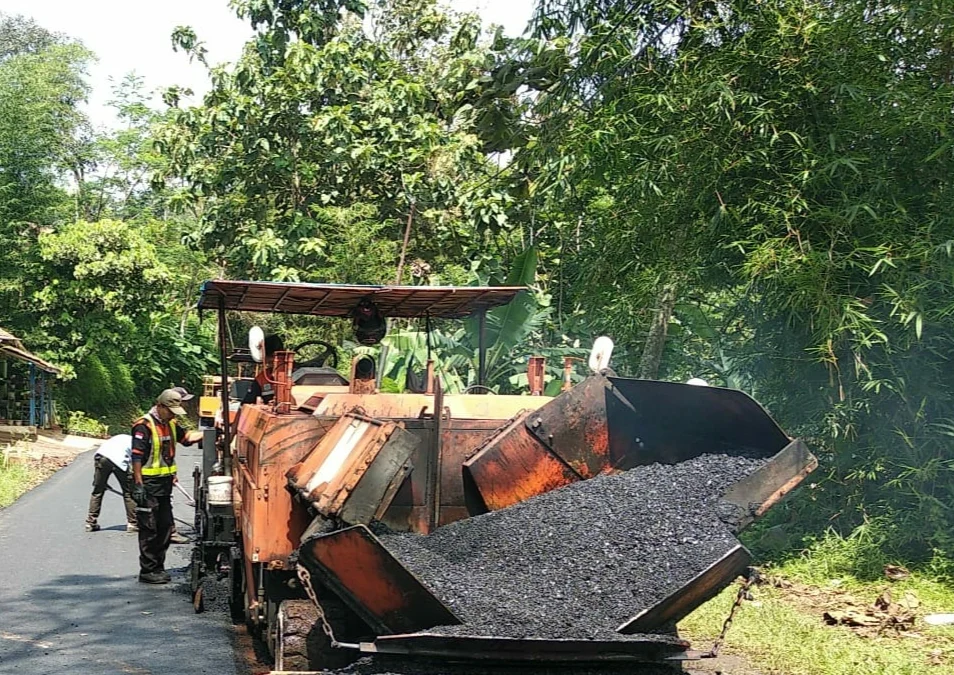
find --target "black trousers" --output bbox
[137,494,173,574]
[87,455,137,525]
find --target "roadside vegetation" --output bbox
[681,528,954,674]
[0,455,56,508]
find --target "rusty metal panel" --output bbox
[286,415,420,526]
[235,410,329,564]
[462,412,581,512]
[314,393,549,420]
[340,427,418,525]
[299,525,461,635]
[363,633,690,663]
[720,439,818,532]
[315,394,437,419]
[237,405,270,447]
[618,545,752,633]
[522,375,622,478]
[376,420,501,532]
[437,422,500,511]
[286,415,381,510]
[258,414,331,464]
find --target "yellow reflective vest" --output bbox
[137,415,178,477]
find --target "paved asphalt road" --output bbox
[0,445,241,675]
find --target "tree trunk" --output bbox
[638,283,677,380]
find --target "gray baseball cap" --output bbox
[157,389,187,416]
[172,386,195,401]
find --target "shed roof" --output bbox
[0,327,60,374]
[197,280,525,319]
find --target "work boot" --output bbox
[138,571,170,585]
[158,570,172,583]
[169,531,190,544]
[126,522,138,533]
[85,522,100,532]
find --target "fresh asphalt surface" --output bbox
[0,444,241,675]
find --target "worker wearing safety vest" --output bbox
[130,389,202,585]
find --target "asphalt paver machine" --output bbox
[189,280,817,674]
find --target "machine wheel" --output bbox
[275,600,321,672]
[226,547,245,624]
[274,599,357,672]
[190,545,203,597]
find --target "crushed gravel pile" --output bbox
[379,453,766,639]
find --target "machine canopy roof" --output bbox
[197,280,526,319]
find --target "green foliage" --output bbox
[0,18,217,428]
[354,247,588,392]
[0,456,47,508]
[63,350,138,430]
[523,0,954,559]
[0,15,91,318]
[63,410,110,438]
[155,0,526,282]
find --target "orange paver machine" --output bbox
[189,280,816,673]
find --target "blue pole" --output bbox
[28,363,36,427]
[39,372,46,428]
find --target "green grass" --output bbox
[680,582,954,675]
[679,531,954,675]
[0,457,49,508]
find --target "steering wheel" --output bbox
[463,384,496,394]
[293,340,339,369]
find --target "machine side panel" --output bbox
[719,439,818,532]
[607,377,791,460]
[522,376,615,478]
[618,545,752,633]
[382,420,504,531]
[300,525,461,635]
[237,411,328,563]
[340,426,419,525]
[314,393,549,420]
[462,412,581,512]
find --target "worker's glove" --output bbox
[131,483,148,507]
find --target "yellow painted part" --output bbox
[199,396,220,418]
[313,392,551,420]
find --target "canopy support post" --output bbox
[218,296,231,475]
[477,309,487,392]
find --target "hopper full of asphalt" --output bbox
[378,453,767,640]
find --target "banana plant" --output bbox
[351,247,587,393]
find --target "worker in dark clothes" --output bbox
[130,389,202,584]
[167,386,195,545]
[85,434,138,533]
[242,334,285,405]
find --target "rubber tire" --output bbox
[275,600,321,673]
[227,547,245,625]
[275,598,358,672]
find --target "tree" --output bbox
[520,0,954,556]
[0,15,217,428]
[0,16,92,323]
[155,0,532,283]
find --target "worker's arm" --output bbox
[130,422,151,486]
[174,424,203,446]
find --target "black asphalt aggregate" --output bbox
[380,453,766,640]
[0,445,240,675]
